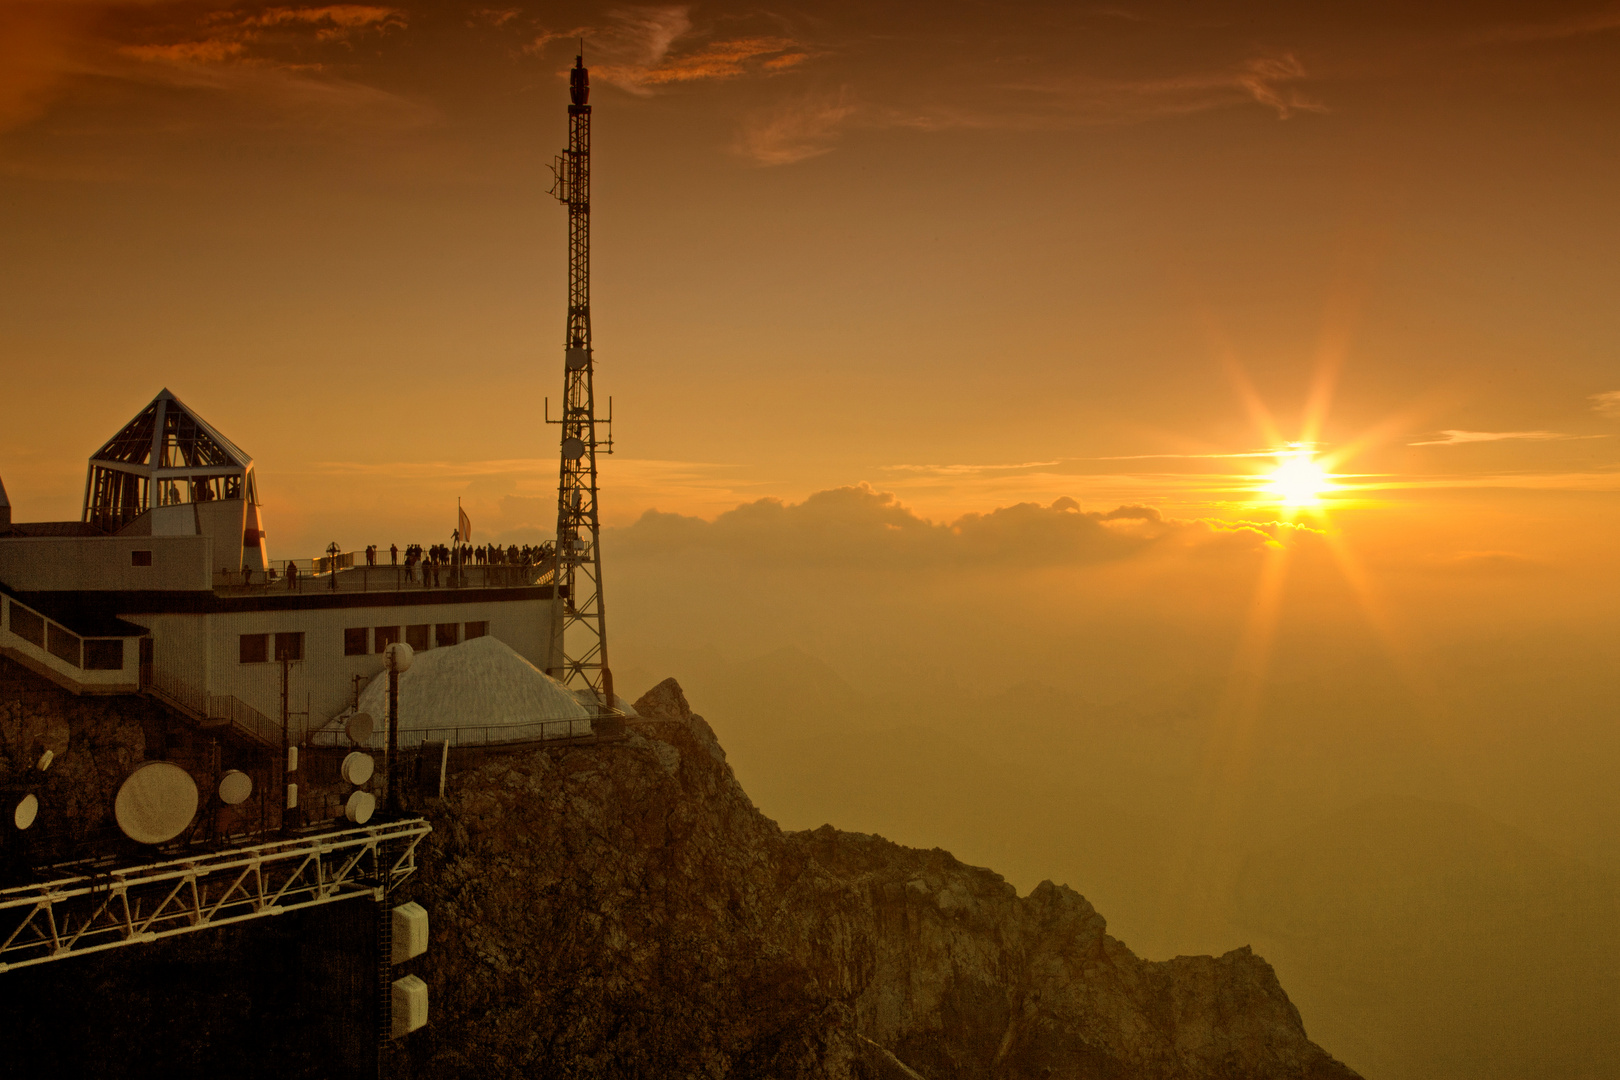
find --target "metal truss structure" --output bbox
[545,53,615,708]
[0,818,430,973]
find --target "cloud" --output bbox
[998,50,1326,128]
[1234,54,1327,119]
[885,461,1064,475]
[1592,391,1620,420]
[0,1,415,134]
[580,6,809,95]
[610,483,1289,568]
[735,90,858,165]
[470,8,521,29]
[121,39,248,64]
[234,5,406,42]
[1408,430,1582,446]
[1471,7,1620,45]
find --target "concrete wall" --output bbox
[0,534,212,591]
[128,595,555,740]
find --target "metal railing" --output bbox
[211,561,555,594]
[144,667,282,749]
[308,710,622,750]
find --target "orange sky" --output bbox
[4,9,1618,1073]
[1,0,1616,560]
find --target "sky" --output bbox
[3,3,1620,1078]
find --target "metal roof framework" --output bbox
[0,818,430,972]
[83,389,258,532]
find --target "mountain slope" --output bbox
[402,678,1357,1079]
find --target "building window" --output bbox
[274,632,304,662]
[344,627,369,656]
[84,639,124,670]
[435,623,459,647]
[464,621,488,640]
[405,624,430,651]
[240,633,269,664]
[131,550,152,567]
[375,626,401,652]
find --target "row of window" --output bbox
[239,632,304,664]
[237,622,489,664]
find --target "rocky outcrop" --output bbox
[403,678,1358,1079]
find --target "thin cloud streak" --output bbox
[1407,430,1604,446]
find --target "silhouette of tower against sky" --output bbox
[547,52,614,709]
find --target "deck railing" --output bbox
[1,595,131,673]
[308,710,624,750]
[212,561,555,594]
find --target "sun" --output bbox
[1264,448,1335,508]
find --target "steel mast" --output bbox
[547,53,614,709]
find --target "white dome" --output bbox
[353,634,592,747]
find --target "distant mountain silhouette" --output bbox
[1234,796,1620,1080]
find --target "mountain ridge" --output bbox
[401,677,1359,1079]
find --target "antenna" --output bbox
[546,52,615,710]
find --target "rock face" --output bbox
[403,679,1358,1079]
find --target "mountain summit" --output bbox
[403,678,1358,1079]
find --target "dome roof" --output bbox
[353,634,591,746]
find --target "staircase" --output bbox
[142,669,282,750]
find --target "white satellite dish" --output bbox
[217,770,253,806]
[347,711,375,745]
[13,793,39,831]
[384,642,414,673]
[114,761,199,845]
[345,790,376,824]
[342,752,376,786]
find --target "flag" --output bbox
[458,503,472,544]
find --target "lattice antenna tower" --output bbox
[546,52,615,708]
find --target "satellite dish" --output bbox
[13,793,39,831]
[565,347,590,371]
[345,790,376,824]
[342,751,376,786]
[36,749,54,772]
[384,641,414,673]
[217,770,253,806]
[562,437,586,461]
[114,761,199,844]
[347,711,375,744]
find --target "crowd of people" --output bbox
[358,540,558,585]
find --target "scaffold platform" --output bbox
[0,817,431,973]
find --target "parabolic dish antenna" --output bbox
[13,793,39,830]
[114,761,199,844]
[217,770,253,806]
[345,790,376,824]
[342,752,376,786]
[385,642,414,673]
[347,712,375,745]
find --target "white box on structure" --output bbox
[391,974,428,1038]
[391,901,429,964]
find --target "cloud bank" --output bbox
[611,483,1296,567]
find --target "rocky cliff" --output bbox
[402,679,1358,1080]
